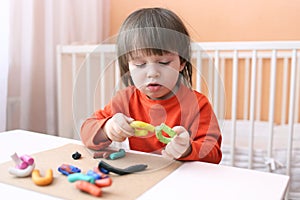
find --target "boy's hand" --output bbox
[162,126,191,159]
[104,113,135,142]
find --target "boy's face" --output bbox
[128,51,185,100]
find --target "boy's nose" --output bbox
[147,65,160,78]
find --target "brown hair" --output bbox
[116,7,192,87]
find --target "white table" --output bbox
[0,130,289,200]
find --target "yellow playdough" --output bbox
[31,169,53,186]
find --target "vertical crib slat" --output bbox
[267,50,277,161]
[208,56,214,101]
[295,56,300,123]
[196,49,202,92]
[243,57,250,120]
[286,49,297,176]
[230,50,238,166]
[248,50,257,169]
[213,50,220,117]
[85,53,92,116]
[99,51,106,109]
[219,58,226,119]
[256,58,263,121]
[71,53,77,139]
[284,49,297,200]
[281,57,289,125]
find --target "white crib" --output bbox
[56,41,300,199]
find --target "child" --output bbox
[80,7,222,163]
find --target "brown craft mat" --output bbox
[0,143,182,200]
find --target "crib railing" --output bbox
[190,42,300,169]
[57,41,300,199]
[192,42,300,121]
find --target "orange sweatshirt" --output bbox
[80,83,222,164]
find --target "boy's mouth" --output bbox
[147,83,161,92]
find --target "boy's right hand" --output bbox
[104,113,135,142]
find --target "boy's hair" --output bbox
[116,7,192,87]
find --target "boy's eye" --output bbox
[135,63,146,67]
[159,61,171,65]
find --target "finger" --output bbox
[173,132,190,145]
[168,134,190,158]
[110,130,126,142]
[110,126,125,141]
[161,150,174,160]
[165,142,184,159]
[122,124,135,136]
[114,115,135,137]
[117,124,134,138]
[114,113,134,124]
[125,116,135,123]
[172,126,186,134]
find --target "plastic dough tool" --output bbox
[130,121,177,144]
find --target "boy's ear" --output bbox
[179,61,186,71]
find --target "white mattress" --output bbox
[219,120,300,198]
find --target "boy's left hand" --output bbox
[161,126,191,159]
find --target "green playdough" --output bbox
[155,123,177,144]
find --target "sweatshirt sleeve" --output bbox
[80,106,113,150]
[80,87,134,150]
[178,95,222,164]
